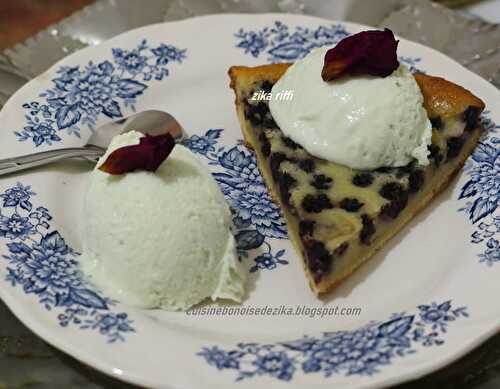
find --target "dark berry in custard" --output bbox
[352,173,374,187]
[376,166,392,173]
[298,159,315,173]
[299,220,315,237]
[303,239,332,282]
[339,198,364,212]
[244,101,268,126]
[427,144,443,167]
[259,132,271,157]
[282,136,301,150]
[334,242,349,256]
[409,170,425,193]
[359,214,376,244]
[302,194,334,213]
[379,182,405,201]
[278,172,297,207]
[430,116,443,130]
[269,152,287,180]
[463,106,480,131]
[311,174,333,190]
[380,191,408,219]
[260,80,273,93]
[447,136,464,160]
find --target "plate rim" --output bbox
[0,12,499,389]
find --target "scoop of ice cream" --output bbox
[269,46,432,170]
[80,131,245,311]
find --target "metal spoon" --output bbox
[0,110,185,176]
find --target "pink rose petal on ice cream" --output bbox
[99,133,175,175]
[321,28,399,82]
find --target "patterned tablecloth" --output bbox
[0,0,499,388]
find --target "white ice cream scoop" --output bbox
[80,131,246,311]
[269,47,432,170]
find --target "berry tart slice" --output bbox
[228,29,485,295]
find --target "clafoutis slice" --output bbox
[229,63,485,295]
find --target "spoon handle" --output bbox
[0,147,104,176]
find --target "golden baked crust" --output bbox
[229,63,485,296]
[229,65,484,118]
[229,64,291,88]
[414,72,485,119]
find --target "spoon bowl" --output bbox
[0,110,185,176]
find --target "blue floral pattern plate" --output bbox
[0,14,498,389]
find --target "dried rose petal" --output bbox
[99,133,175,175]
[321,28,399,82]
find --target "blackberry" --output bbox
[261,142,271,157]
[263,115,278,129]
[430,116,443,130]
[278,172,296,207]
[302,194,333,213]
[269,152,287,180]
[447,136,465,160]
[259,132,271,157]
[311,174,333,190]
[463,105,480,131]
[409,169,425,193]
[298,159,315,173]
[396,161,415,178]
[359,214,376,245]
[379,182,404,201]
[376,166,392,173]
[303,239,332,282]
[334,242,349,257]
[427,144,443,167]
[352,173,374,187]
[380,191,408,219]
[339,198,364,212]
[299,220,315,237]
[260,80,273,93]
[245,101,268,126]
[282,136,300,150]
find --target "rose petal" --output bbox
[99,133,175,175]
[321,28,399,82]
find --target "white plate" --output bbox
[0,13,499,389]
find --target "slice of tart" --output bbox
[228,63,485,295]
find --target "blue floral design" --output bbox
[235,21,349,62]
[0,182,35,210]
[234,21,421,70]
[0,183,134,342]
[469,217,500,267]
[184,129,288,272]
[17,39,186,146]
[0,213,35,240]
[458,113,500,266]
[198,347,243,370]
[479,237,500,266]
[184,129,220,156]
[252,351,295,381]
[215,147,287,239]
[250,246,288,273]
[198,301,468,381]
